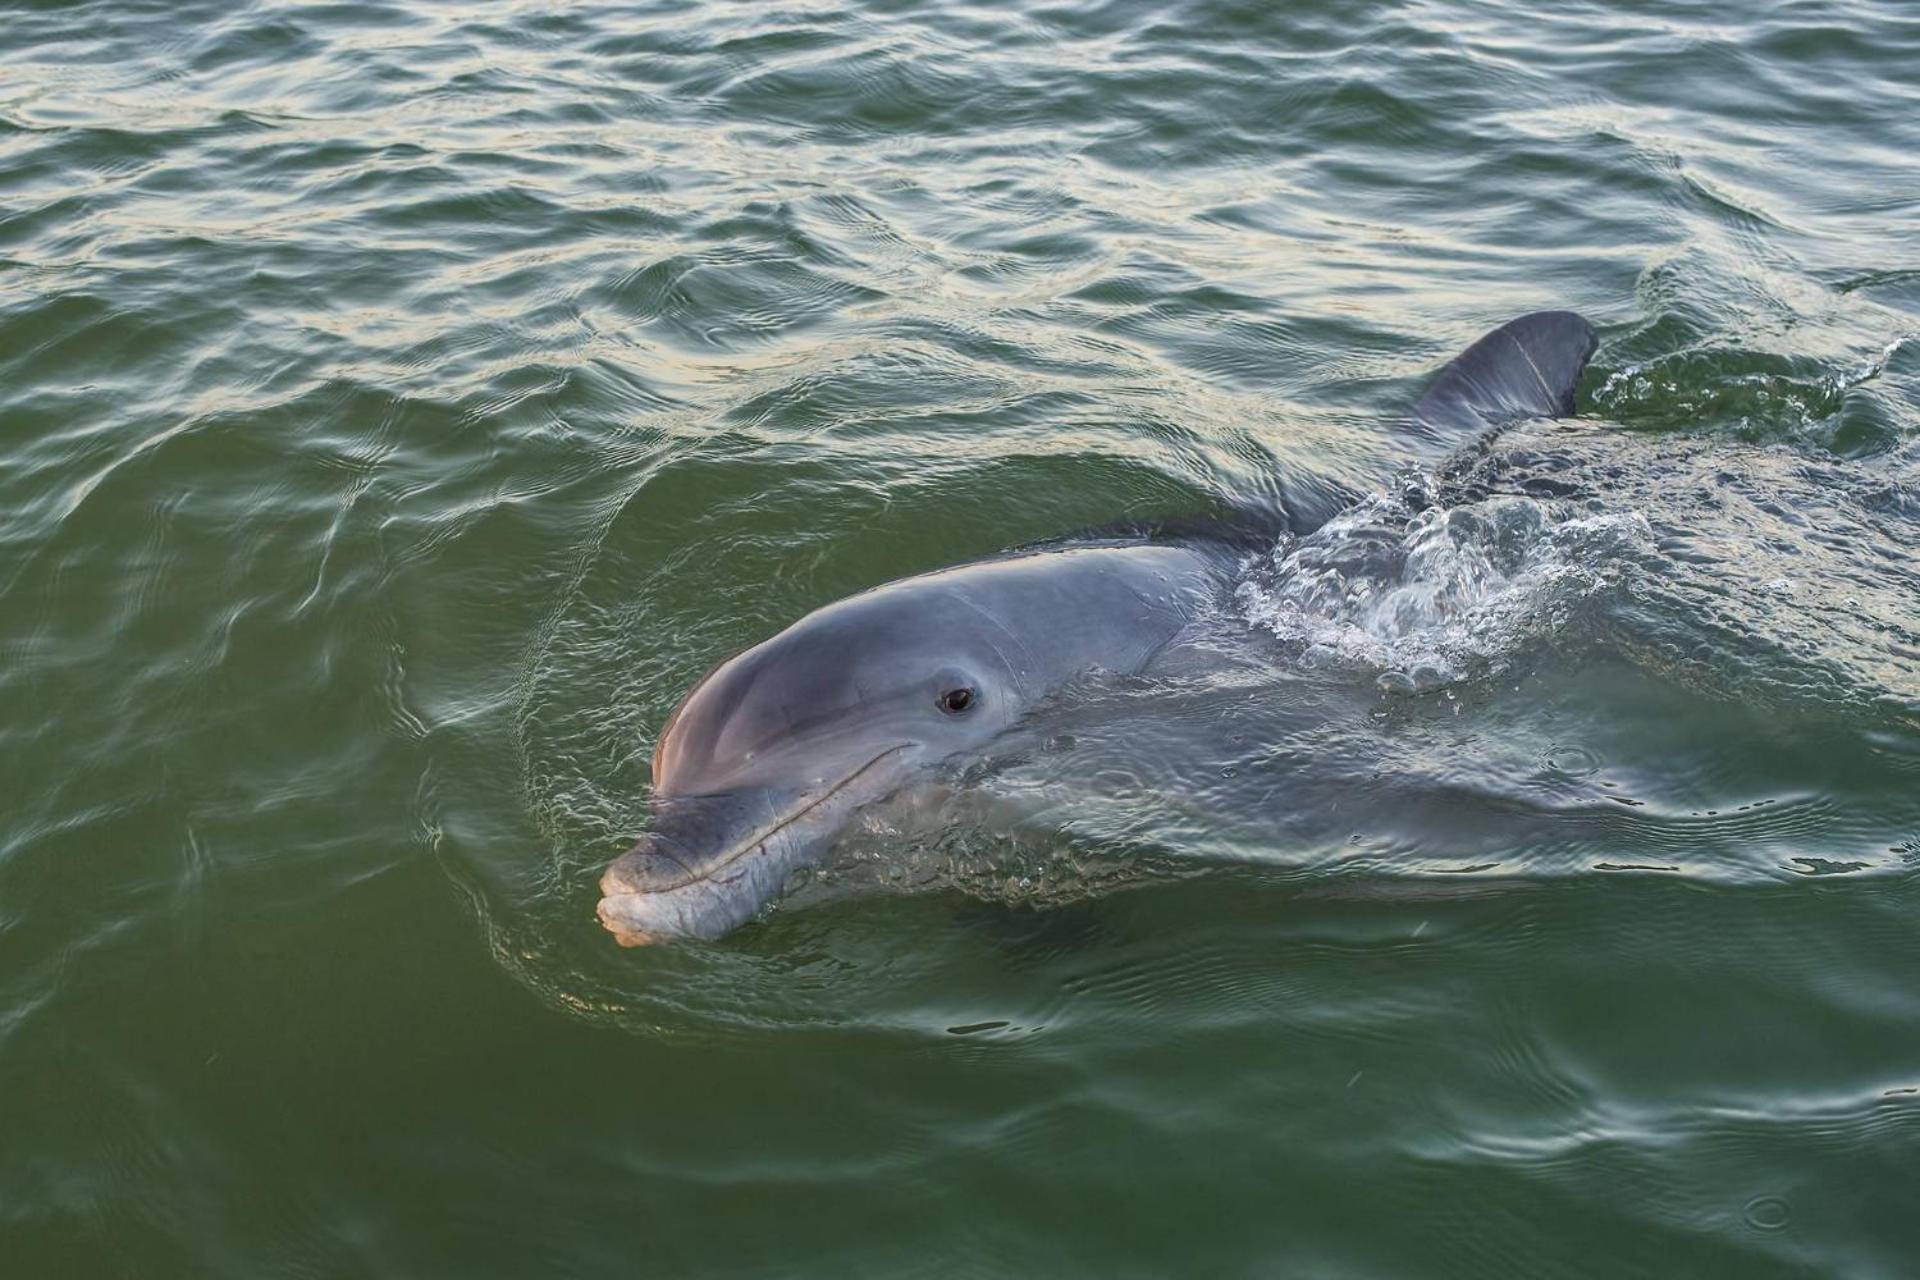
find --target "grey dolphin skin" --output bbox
[597,312,1600,945]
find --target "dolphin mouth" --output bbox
[596,877,720,948]
[595,744,911,946]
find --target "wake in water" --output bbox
[517,420,1920,948]
[482,305,1920,1021]
[488,421,1920,1032]
[1440,419,1920,725]
[1235,478,1655,693]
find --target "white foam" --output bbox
[1235,477,1654,691]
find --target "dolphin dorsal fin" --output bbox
[1407,311,1598,450]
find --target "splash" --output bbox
[1235,478,1655,691]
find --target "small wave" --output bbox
[1591,338,1912,444]
[1235,478,1654,692]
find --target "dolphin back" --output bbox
[1407,311,1598,450]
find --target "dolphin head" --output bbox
[595,575,1027,945]
[594,543,1217,945]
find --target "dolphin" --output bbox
[596,311,1600,945]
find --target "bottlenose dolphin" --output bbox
[597,312,1600,945]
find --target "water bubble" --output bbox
[1545,743,1601,779]
[1743,1195,1790,1231]
[1377,669,1418,695]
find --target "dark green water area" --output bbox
[3,1,1919,1275]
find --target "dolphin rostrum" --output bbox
[596,312,1600,945]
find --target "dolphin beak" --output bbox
[594,746,915,946]
[596,842,668,946]
[595,828,776,946]
[593,781,843,946]
[594,892,660,947]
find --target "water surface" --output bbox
[3,0,1919,1274]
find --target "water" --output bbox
[3,0,1919,1274]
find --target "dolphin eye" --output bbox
[937,686,977,715]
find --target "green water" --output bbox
[4,0,1919,1275]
